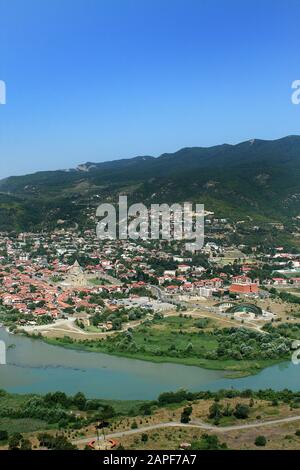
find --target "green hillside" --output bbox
[1,136,300,240]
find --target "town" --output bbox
[1,211,300,354]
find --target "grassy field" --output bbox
[0,417,52,434]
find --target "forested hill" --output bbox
[1,135,300,236]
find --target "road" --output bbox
[74,414,300,446]
[22,314,162,338]
[150,284,265,333]
[23,284,265,338]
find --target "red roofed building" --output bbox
[229,275,259,294]
[229,283,259,294]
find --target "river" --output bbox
[0,328,299,399]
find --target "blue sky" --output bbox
[0,0,300,178]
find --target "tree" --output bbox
[190,434,228,450]
[141,433,148,443]
[38,433,77,450]
[255,435,267,447]
[139,403,152,416]
[209,402,222,420]
[223,403,233,417]
[20,438,32,450]
[181,406,193,423]
[8,433,23,450]
[73,392,87,410]
[158,390,192,405]
[99,404,116,419]
[234,403,250,419]
[44,391,70,408]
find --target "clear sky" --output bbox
[0,0,300,178]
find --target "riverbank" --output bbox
[28,313,291,378]
[40,334,287,378]
[1,326,299,399]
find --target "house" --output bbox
[166,285,179,293]
[272,277,288,285]
[229,275,259,294]
[231,275,256,285]
[209,277,223,288]
[198,287,214,297]
[163,270,176,277]
[229,283,259,294]
[177,264,190,273]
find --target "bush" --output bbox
[8,433,23,450]
[72,392,87,410]
[209,402,222,419]
[139,403,152,416]
[190,434,228,450]
[255,435,267,447]
[158,390,193,405]
[38,433,77,450]
[234,403,250,419]
[181,406,193,424]
[20,438,32,450]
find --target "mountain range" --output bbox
[1,135,300,242]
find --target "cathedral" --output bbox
[63,260,88,287]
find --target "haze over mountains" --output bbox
[1,135,300,234]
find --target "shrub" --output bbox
[234,403,250,419]
[190,434,228,450]
[255,435,267,447]
[181,406,193,423]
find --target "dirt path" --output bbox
[74,414,300,445]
